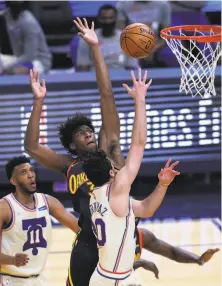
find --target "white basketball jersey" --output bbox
[0,193,52,277]
[90,183,136,280]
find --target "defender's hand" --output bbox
[158,158,180,186]
[30,69,46,100]
[73,17,98,46]
[122,68,152,100]
[198,248,220,265]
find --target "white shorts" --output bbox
[0,273,48,286]
[89,269,143,286]
[0,54,45,74]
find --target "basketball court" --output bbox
[44,217,221,286]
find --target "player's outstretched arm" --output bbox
[109,68,152,217]
[46,195,80,233]
[132,158,180,217]
[140,228,219,265]
[0,200,29,267]
[73,18,124,168]
[24,70,73,173]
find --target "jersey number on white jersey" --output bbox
[92,218,106,247]
[22,217,47,255]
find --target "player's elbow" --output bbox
[135,203,155,218]
[140,209,155,218]
[24,143,37,155]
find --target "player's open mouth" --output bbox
[87,141,95,146]
[30,182,36,188]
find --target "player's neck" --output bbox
[14,191,35,207]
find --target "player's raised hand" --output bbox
[158,158,180,186]
[122,68,152,100]
[198,248,220,265]
[30,69,46,100]
[13,253,29,267]
[73,17,98,46]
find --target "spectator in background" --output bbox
[74,4,138,71]
[116,1,172,67]
[0,1,51,75]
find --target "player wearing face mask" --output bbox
[75,4,138,71]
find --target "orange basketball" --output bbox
[120,23,156,59]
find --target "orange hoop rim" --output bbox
[160,25,222,43]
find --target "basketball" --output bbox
[120,23,156,59]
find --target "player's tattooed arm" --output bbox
[133,259,159,279]
[140,228,219,265]
[24,70,73,174]
[73,17,125,169]
[0,200,29,266]
[46,195,80,233]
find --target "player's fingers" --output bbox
[164,158,172,169]
[138,67,142,82]
[29,69,34,82]
[172,170,180,175]
[122,83,131,94]
[169,161,179,169]
[76,17,83,27]
[73,20,82,32]
[74,18,84,31]
[37,71,40,83]
[91,21,94,30]
[142,70,148,83]
[145,78,152,89]
[131,70,136,83]
[41,79,46,89]
[83,18,89,29]
[34,70,38,82]
[32,69,37,82]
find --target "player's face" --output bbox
[12,163,37,194]
[72,125,97,152]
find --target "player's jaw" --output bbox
[19,180,37,194]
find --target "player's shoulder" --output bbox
[0,196,12,215]
[66,157,80,176]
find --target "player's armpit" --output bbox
[46,195,80,233]
[98,126,125,169]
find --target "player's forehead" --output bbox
[75,125,93,133]
[14,163,33,173]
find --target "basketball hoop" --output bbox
[160,25,222,98]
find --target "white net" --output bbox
[161,28,222,98]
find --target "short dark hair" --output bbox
[83,149,112,186]
[57,113,95,155]
[5,155,30,180]
[98,4,117,16]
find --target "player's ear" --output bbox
[109,169,115,178]
[69,143,76,151]
[10,177,16,186]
